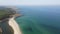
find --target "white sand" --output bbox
[8,17,22,34]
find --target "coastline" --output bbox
[8,17,22,34]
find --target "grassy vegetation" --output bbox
[0,8,16,20]
[0,10,9,20]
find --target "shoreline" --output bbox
[8,17,22,34]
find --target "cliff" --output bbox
[0,7,22,34]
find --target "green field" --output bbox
[0,10,9,20]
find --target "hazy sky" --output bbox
[0,0,60,6]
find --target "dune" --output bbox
[8,16,22,34]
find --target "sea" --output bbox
[15,6,60,34]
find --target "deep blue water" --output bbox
[16,6,60,34]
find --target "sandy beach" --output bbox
[8,17,22,34]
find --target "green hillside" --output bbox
[0,8,16,20]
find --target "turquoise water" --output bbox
[16,6,60,34]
